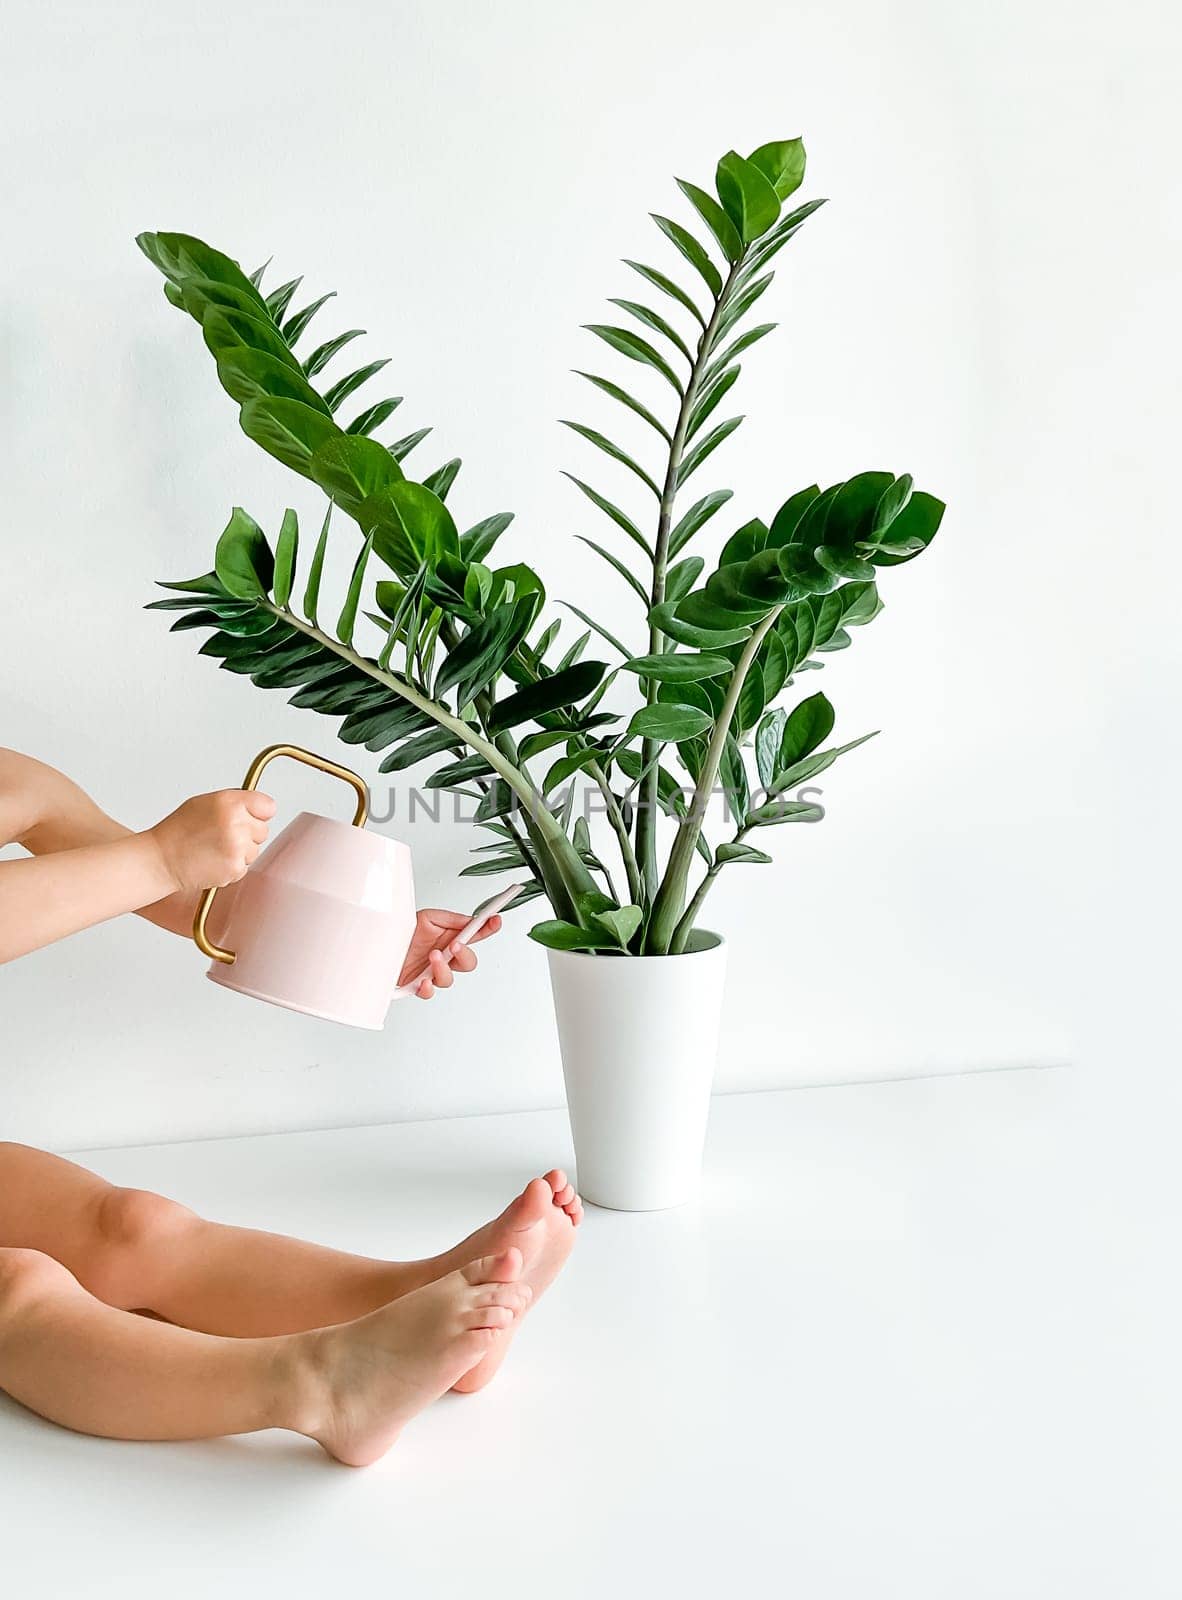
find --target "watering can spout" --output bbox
[192,744,417,1029]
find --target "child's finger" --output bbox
[429,948,455,989]
[243,791,277,820]
[467,914,502,944]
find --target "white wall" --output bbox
[2,0,1174,1150]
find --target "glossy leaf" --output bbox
[575,537,649,603]
[303,328,365,378]
[302,503,332,625]
[336,534,373,646]
[560,420,660,497]
[215,507,273,599]
[607,298,692,363]
[747,138,806,200]
[486,660,607,734]
[623,259,706,328]
[676,416,743,487]
[561,473,652,556]
[283,290,336,345]
[573,371,671,442]
[347,396,402,436]
[273,509,299,609]
[650,214,722,296]
[239,396,340,478]
[583,324,683,392]
[668,489,733,557]
[675,179,742,261]
[623,652,730,681]
[625,703,712,742]
[528,920,620,952]
[715,151,780,242]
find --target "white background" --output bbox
[1,0,1176,1149]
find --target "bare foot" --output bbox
[304,1249,531,1466]
[436,1170,582,1394]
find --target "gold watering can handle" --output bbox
[193,744,370,966]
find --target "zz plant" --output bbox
[140,136,943,957]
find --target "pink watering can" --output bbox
[192,744,417,1030]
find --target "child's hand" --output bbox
[397,907,503,1000]
[146,790,277,892]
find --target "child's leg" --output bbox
[0,1143,580,1344]
[0,1244,527,1466]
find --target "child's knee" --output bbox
[94,1187,197,1260]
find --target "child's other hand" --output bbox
[145,790,277,892]
[397,907,503,1000]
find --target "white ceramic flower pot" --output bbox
[546,931,727,1211]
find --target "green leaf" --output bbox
[309,433,403,515]
[576,537,649,603]
[590,904,642,949]
[650,600,750,649]
[715,151,781,243]
[380,481,460,571]
[461,512,514,564]
[388,426,432,463]
[302,503,332,626]
[755,708,788,789]
[767,732,878,797]
[273,509,299,609]
[377,726,462,772]
[669,489,734,557]
[423,753,495,787]
[687,365,741,441]
[582,324,683,392]
[606,298,692,363]
[665,556,703,602]
[347,396,403,436]
[560,420,660,497]
[869,490,945,567]
[558,601,629,660]
[779,692,835,767]
[625,703,712,742]
[324,359,390,413]
[650,214,722,296]
[423,458,462,501]
[336,534,373,646]
[303,328,365,378]
[239,396,340,478]
[745,799,825,827]
[623,259,706,328]
[215,347,329,412]
[747,138,806,201]
[715,841,772,865]
[215,507,274,599]
[562,473,653,557]
[675,178,742,261]
[283,290,336,346]
[543,747,602,792]
[265,275,302,321]
[528,920,620,952]
[574,371,671,442]
[623,652,730,681]
[486,660,607,734]
[676,416,743,487]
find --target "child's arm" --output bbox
[0,748,273,963]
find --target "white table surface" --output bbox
[0,1069,1173,1599]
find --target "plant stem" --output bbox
[587,761,643,904]
[635,256,745,905]
[267,603,595,919]
[645,610,778,953]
